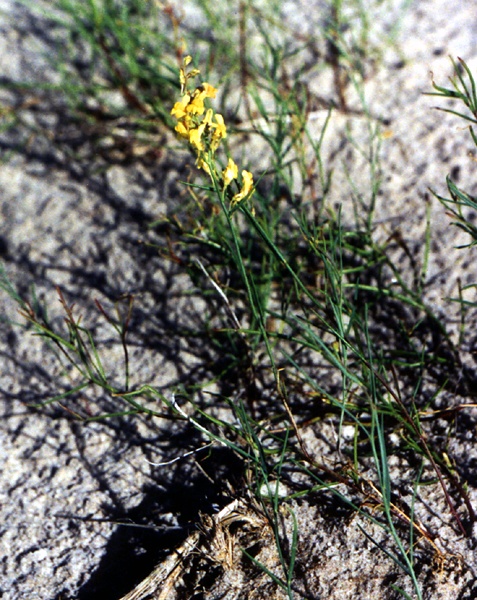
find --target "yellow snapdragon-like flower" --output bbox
[210,113,227,151]
[171,94,191,120]
[213,113,226,135]
[198,83,218,99]
[202,108,213,126]
[189,122,206,152]
[174,120,190,139]
[232,170,254,205]
[185,84,218,116]
[186,94,205,116]
[196,157,211,174]
[223,158,238,187]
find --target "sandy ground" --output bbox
[1,0,477,598]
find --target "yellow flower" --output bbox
[171,94,191,119]
[189,122,206,152]
[203,108,213,125]
[199,82,218,99]
[174,120,190,139]
[242,170,253,192]
[212,114,227,142]
[213,113,226,135]
[210,113,227,151]
[232,170,254,205]
[223,158,238,187]
[186,83,218,116]
[196,157,211,174]
[186,94,205,116]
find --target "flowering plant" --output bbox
[170,56,254,208]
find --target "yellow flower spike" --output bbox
[171,58,254,198]
[231,170,254,205]
[223,158,238,188]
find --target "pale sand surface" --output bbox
[1,1,477,598]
